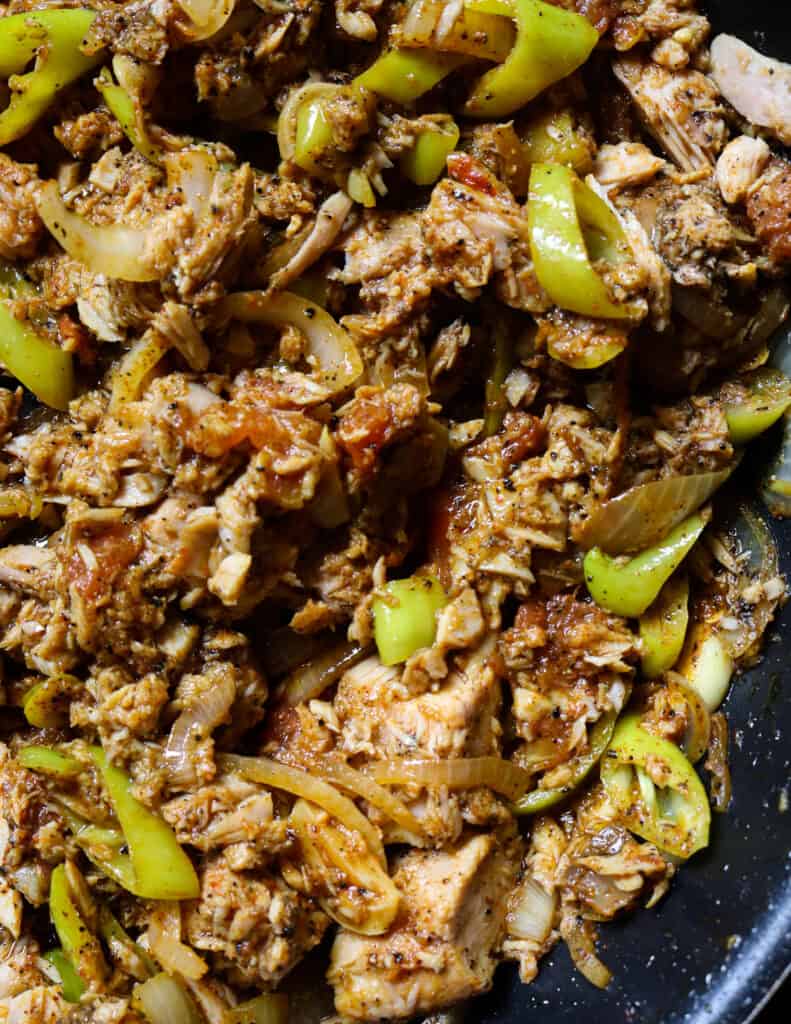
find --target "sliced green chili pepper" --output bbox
[0,267,75,411]
[22,674,80,728]
[400,118,460,186]
[18,746,83,779]
[585,513,706,618]
[723,368,791,445]
[522,110,593,174]
[373,575,448,666]
[0,10,102,145]
[355,50,465,104]
[44,948,86,1003]
[294,95,335,176]
[513,710,618,815]
[95,67,161,163]
[91,748,200,900]
[639,573,690,679]
[528,163,638,328]
[98,905,157,980]
[464,0,599,118]
[224,993,289,1024]
[49,863,106,989]
[600,713,711,858]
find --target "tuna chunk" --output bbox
[329,830,521,1021]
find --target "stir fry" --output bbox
[0,1,789,1021]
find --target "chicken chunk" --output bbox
[593,141,666,191]
[613,57,727,170]
[710,34,791,146]
[716,135,771,205]
[329,829,521,1021]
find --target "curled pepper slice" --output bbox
[529,163,638,328]
[639,573,690,678]
[18,745,83,779]
[585,513,706,618]
[513,710,618,815]
[44,948,86,1003]
[0,265,75,411]
[49,863,107,991]
[464,0,599,118]
[601,714,711,858]
[95,66,161,163]
[0,10,101,145]
[355,49,465,104]
[723,367,791,445]
[372,575,448,666]
[400,117,460,186]
[92,748,200,900]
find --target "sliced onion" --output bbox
[164,674,236,789]
[293,755,424,836]
[705,712,732,813]
[164,148,219,221]
[365,756,533,801]
[222,290,363,393]
[134,972,204,1024]
[174,0,235,40]
[224,994,289,1024]
[218,753,385,865]
[289,798,400,935]
[110,329,171,415]
[278,640,368,706]
[677,629,733,712]
[666,673,712,764]
[560,914,612,989]
[148,906,208,981]
[507,876,556,943]
[576,468,733,554]
[36,181,169,283]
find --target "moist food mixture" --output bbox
[0,1,790,1021]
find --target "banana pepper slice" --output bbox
[464,0,599,118]
[600,714,711,858]
[0,10,101,145]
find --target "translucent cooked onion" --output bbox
[224,994,289,1024]
[164,674,235,789]
[134,972,204,1024]
[174,0,235,40]
[164,148,219,221]
[222,290,363,393]
[507,876,556,943]
[298,756,424,836]
[666,672,712,764]
[365,756,533,801]
[289,798,400,935]
[218,753,386,865]
[576,468,733,554]
[678,629,733,712]
[560,914,612,989]
[148,906,208,981]
[110,330,171,414]
[278,640,367,706]
[36,181,166,283]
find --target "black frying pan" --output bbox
[475,3,791,1021]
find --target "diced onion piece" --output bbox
[224,995,289,1024]
[366,756,533,801]
[223,290,363,393]
[174,0,235,40]
[279,641,368,706]
[134,972,204,1024]
[507,876,556,943]
[36,181,165,283]
[164,674,235,789]
[560,914,612,989]
[577,468,733,554]
[147,907,208,981]
[110,329,171,414]
[163,148,219,221]
[677,629,734,712]
[218,753,386,865]
[289,799,400,935]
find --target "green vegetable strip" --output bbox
[373,575,448,666]
[639,574,690,679]
[44,948,86,1003]
[91,748,200,900]
[18,746,83,779]
[584,513,706,618]
[49,864,105,991]
[400,120,460,186]
[0,10,102,145]
[95,67,161,163]
[355,50,465,104]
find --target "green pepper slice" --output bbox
[294,95,335,176]
[356,49,465,104]
[49,863,106,990]
[372,575,448,666]
[513,710,618,815]
[44,948,86,1003]
[18,746,83,779]
[585,513,706,618]
[600,713,710,858]
[528,164,638,330]
[723,368,791,445]
[483,315,513,437]
[22,674,80,728]
[95,67,161,163]
[91,748,200,900]
[464,0,599,118]
[0,10,102,145]
[639,573,690,679]
[400,118,460,186]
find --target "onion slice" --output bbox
[278,640,368,706]
[218,753,385,865]
[134,972,203,1024]
[223,290,363,393]
[507,875,556,943]
[164,674,236,789]
[147,906,208,981]
[576,468,733,554]
[560,913,612,989]
[174,0,235,40]
[365,756,532,801]
[36,181,170,283]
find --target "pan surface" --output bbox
[474,3,791,1022]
